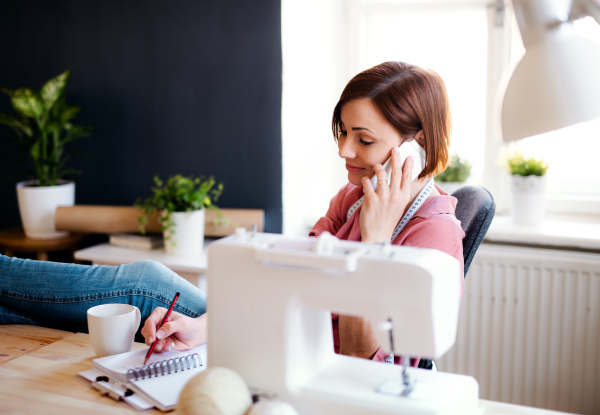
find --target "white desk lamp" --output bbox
[502,0,600,141]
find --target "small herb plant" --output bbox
[0,70,92,186]
[505,153,549,177]
[136,174,224,234]
[436,153,473,183]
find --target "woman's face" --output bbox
[338,98,404,187]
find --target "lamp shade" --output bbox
[501,1,600,141]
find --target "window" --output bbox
[500,17,600,215]
[349,0,489,184]
[507,15,600,214]
[282,0,600,236]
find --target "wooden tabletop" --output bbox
[0,325,571,415]
[0,326,162,414]
[0,325,73,364]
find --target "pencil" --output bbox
[144,292,180,365]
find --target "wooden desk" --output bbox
[0,325,73,364]
[0,326,162,414]
[0,325,572,415]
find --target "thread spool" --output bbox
[176,367,252,415]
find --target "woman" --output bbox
[309,61,465,366]
[0,61,464,362]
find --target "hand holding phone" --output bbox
[371,140,426,191]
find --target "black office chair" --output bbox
[418,186,495,370]
[452,186,496,278]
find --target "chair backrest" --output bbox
[452,186,495,278]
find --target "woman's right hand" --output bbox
[359,148,413,243]
[141,308,207,352]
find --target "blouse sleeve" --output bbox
[309,186,348,237]
[398,214,465,291]
[372,347,389,363]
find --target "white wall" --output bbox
[281,0,349,236]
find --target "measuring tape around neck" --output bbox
[346,178,436,242]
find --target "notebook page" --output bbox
[93,344,207,383]
[128,344,207,411]
[128,363,204,411]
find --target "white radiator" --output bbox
[437,243,600,415]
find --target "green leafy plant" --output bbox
[136,174,224,235]
[436,153,473,182]
[505,153,549,177]
[0,70,92,186]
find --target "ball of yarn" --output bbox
[177,367,253,415]
[246,400,299,415]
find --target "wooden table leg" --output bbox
[37,251,49,261]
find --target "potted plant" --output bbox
[0,70,92,239]
[435,153,473,195]
[137,175,224,256]
[505,153,549,226]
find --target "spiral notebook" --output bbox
[92,344,207,411]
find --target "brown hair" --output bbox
[332,61,451,179]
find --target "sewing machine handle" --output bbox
[254,246,365,273]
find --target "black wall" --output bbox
[0,1,282,232]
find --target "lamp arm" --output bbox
[570,0,600,25]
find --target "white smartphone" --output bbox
[371,140,426,190]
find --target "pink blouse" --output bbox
[309,182,465,365]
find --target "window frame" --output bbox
[346,0,600,218]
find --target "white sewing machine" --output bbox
[207,231,479,415]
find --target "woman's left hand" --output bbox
[360,147,414,243]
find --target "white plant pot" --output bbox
[435,181,466,196]
[511,175,547,226]
[16,180,75,240]
[163,209,205,256]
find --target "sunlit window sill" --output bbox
[484,214,600,252]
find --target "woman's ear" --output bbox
[414,130,426,149]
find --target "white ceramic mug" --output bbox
[87,304,141,357]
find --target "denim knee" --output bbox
[122,260,179,289]
[118,260,207,318]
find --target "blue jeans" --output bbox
[0,255,207,340]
